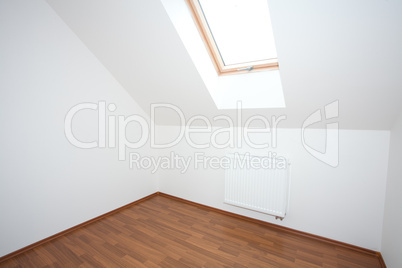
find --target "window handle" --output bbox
[237,66,254,72]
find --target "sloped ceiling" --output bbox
[46,0,402,129]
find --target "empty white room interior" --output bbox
[0,0,402,267]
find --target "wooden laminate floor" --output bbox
[0,194,383,267]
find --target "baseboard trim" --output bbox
[158,192,387,268]
[0,192,158,263]
[0,191,387,267]
[377,252,387,268]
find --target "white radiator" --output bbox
[224,154,290,220]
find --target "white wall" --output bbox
[0,0,157,257]
[155,126,389,251]
[381,110,402,267]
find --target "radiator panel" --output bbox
[224,154,290,218]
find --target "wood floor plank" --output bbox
[0,195,384,267]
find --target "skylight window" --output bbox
[187,0,279,75]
